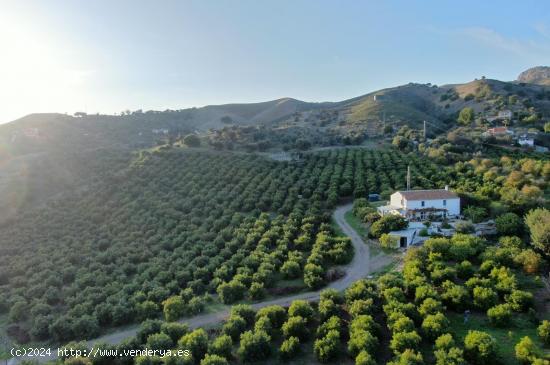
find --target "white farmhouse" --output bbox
[377,187,460,221]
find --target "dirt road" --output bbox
[9,203,394,364]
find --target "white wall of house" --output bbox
[389,192,460,216]
[390,193,404,207]
[405,198,460,216]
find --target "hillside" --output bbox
[1,67,549,215]
[517,66,550,86]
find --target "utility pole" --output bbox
[406,165,411,191]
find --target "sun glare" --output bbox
[0,11,91,123]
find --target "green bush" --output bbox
[506,290,534,312]
[418,298,444,317]
[255,305,286,329]
[434,333,455,350]
[487,304,513,327]
[163,296,186,322]
[288,300,314,320]
[514,336,540,364]
[146,333,173,351]
[200,354,228,365]
[421,313,449,339]
[314,329,341,363]
[370,215,408,238]
[209,334,232,359]
[237,330,271,362]
[347,330,378,357]
[495,213,523,236]
[472,287,498,310]
[280,260,301,279]
[434,347,465,365]
[387,349,424,365]
[464,330,497,365]
[222,315,247,340]
[537,320,550,345]
[177,329,208,362]
[390,331,422,355]
[282,316,309,340]
[456,260,474,279]
[279,336,300,360]
[355,350,376,365]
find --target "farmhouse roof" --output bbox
[397,189,458,201]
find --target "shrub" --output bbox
[495,213,523,236]
[163,296,186,322]
[387,349,424,365]
[514,249,542,274]
[209,334,232,359]
[183,134,201,147]
[355,350,376,365]
[348,299,374,318]
[456,260,474,279]
[146,333,173,351]
[487,304,513,327]
[506,290,534,312]
[370,215,408,238]
[222,315,247,340]
[288,300,314,320]
[279,336,300,360]
[248,282,266,300]
[537,320,550,345]
[421,313,449,339]
[434,333,455,350]
[515,336,540,364]
[177,329,208,362]
[345,279,377,303]
[390,331,422,355]
[217,281,246,304]
[348,330,378,357]
[317,316,341,338]
[391,316,415,333]
[524,208,550,256]
[282,316,309,340]
[137,319,163,344]
[280,260,301,279]
[161,322,189,343]
[464,330,497,364]
[455,222,475,234]
[255,306,286,328]
[318,299,339,322]
[237,330,271,362]
[472,287,498,310]
[380,234,399,249]
[254,316,272,334]
[200,354,228,365]
[441,281,469,310]
[434,347,465,365]
[303,263,325,289]
[414,284,439,303]
[418,298,444,317]
[314,329,340,363]
[230,305,255,326]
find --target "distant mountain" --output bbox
[517,66,550,85]
[1,66,549,218]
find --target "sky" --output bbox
[1,0,550,123]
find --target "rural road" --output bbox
[9,203,394,364]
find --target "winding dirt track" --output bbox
[9,203,393,364]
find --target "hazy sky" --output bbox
[1,0,550,123]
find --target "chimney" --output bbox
[444,185,449,191]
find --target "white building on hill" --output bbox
[377,187,460,221]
